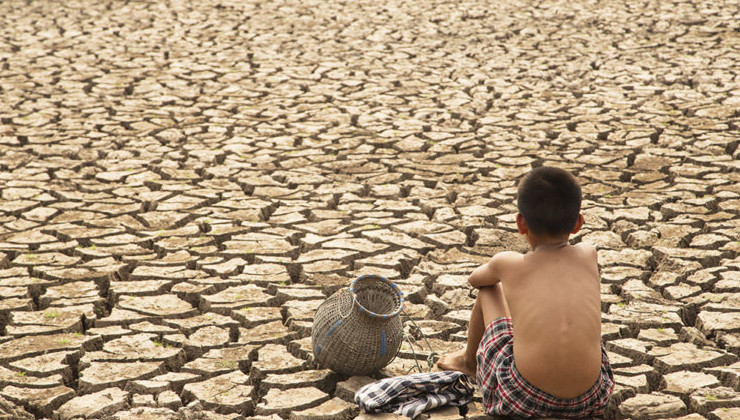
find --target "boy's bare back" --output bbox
[480,242,602,399]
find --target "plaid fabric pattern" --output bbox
[477,317,614,418]
[355,371,475,418]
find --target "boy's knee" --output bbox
[476,284,503,303]
[476,284,509,321]
[478,283,503,296]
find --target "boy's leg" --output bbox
[462,284,510,367]
[436,284,510,376]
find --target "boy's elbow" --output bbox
[468,271,488,288]
[468,272,499,289]
[467,274,480,288]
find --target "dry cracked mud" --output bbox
[0,0,739,419]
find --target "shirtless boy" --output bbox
[437,167,614,418]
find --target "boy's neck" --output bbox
[527,234,570,252]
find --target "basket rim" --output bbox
[349,274,404,318]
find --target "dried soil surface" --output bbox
[0,0,739,419]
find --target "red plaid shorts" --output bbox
[476,317,614,418]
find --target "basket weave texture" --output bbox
[311,275,405,376]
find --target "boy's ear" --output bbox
[571,214,585,234]
[516,213,528,234]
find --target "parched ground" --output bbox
[0,0,739,419]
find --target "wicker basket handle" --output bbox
[338,288,356,319]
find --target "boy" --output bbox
[437,167,614,418]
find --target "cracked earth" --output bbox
[0,0,739,419]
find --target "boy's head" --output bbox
[516,167,582,237]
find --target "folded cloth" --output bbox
[355,371,475,418]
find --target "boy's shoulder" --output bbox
[493,249,525,258]
[490,243,597,267]
[495,242,597,264]
[488,250,526,276]
[571,242,598,258]
[490,250,525,264]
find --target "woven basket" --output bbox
[312,274,405,376]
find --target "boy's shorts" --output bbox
[476,317,614,418]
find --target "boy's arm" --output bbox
[468,252,515,289]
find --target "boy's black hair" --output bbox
[517,166,582,236]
